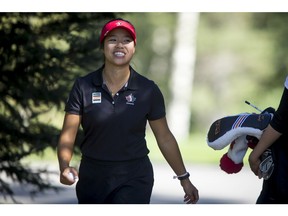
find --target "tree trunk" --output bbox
[167,12,199,140]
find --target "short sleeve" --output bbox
[64,78,83,115]
[147,83,166,121]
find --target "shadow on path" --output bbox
[0,163,261,204]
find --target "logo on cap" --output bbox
[100,19,136,45]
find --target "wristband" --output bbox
[173,172,190,180]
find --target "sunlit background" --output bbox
[1,12,288,205]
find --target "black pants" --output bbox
[76,156,154,204]
[256,135,288,204]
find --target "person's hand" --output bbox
[248,151,262,179]
[60,167,79,185]
[181,179,199,204]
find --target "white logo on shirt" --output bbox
[92,92,101,103]
[125,93,136,105]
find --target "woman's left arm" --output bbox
[149,117,199,204]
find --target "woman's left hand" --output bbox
[181,179,199,204]
[248,152,262,179]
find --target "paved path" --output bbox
[0,162,263,204]
[152,163,262,204]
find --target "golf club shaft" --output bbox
[245,100,263,113]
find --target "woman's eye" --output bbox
[125,39,132,43]
[106,37,132,44]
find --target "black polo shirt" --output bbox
[65,65,166,161]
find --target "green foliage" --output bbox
[251,13,288,86]
[2,12,288,203]
[0,12,116,203]
[192,12,288,132]
[124,12,288,133]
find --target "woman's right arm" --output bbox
[248,124,282,177]
[57,113,81,185]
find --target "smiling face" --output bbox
[103,28,136,67]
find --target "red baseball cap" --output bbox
[100,19,137,45]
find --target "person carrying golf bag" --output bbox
[249,75,288,204]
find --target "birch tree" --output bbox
[167,12,199,140]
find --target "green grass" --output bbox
[146,132,231,164]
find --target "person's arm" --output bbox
[149,117,199,204]
[248,124,282,177]
[57,113,81,185]
[249,78,288,178]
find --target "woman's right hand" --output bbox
[60,167,79,185]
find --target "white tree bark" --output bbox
[167,12,199,140]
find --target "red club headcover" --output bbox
[220,153,244,174]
